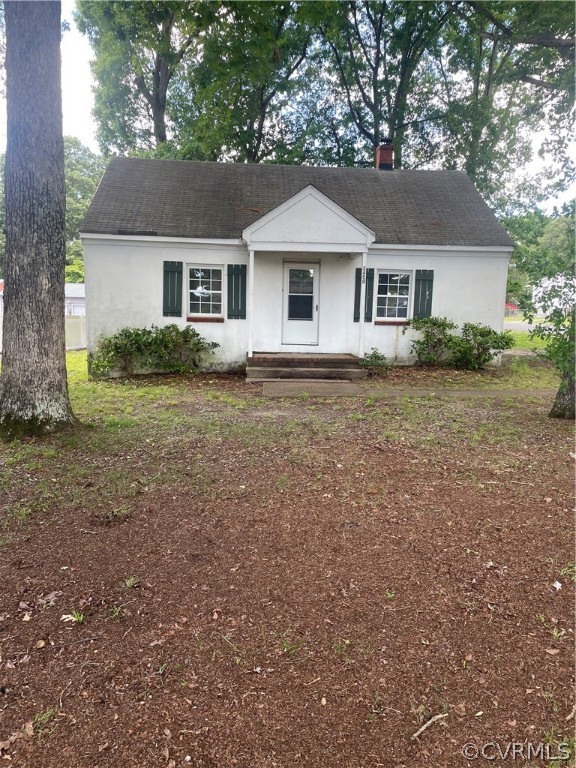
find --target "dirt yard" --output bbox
[0,358,574,767]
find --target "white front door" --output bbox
[282,262,319,345]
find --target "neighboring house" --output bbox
[65,283,86,316]
[80,143,514,369]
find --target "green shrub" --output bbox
[404,316,456,366]
[446,323,514,370]
[360,347,388,377]
[89,324,219,377]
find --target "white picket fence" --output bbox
[0,309,86,354]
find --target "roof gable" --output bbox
[243,185,375,251]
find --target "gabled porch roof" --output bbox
[242,185,375,253]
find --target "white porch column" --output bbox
[247,248,255,358]
[358,250,368,358]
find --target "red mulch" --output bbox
[0,374,574,767]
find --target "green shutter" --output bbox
[163,261,182,317]
[353,268,361,322]
[227,264,247,319]
[353,267,374,322]
[365,268,374,322]
[414,269,434,318]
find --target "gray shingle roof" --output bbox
[81,158,513,248]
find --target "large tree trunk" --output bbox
[549,313,575,420]
[0,1,76,438]
[549,369,575,420]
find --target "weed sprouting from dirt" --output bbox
[32,708,55,735]
[279,635,306,663]
[121,575,140,589]
[106,604,126,620]
[560,563,576,582]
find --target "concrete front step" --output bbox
[249,353,361,369]
[246,366,367,381]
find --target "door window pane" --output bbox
[289,269,314,294]
[288,294,313,320]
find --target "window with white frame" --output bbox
[188,266,222,316]
[376,271,411,319]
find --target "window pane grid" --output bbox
[189,267,223,316]
[376,272,410,319]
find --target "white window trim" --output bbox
[375,269,413,321]
[187,264,224,318]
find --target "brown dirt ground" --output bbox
[0,370,574,767]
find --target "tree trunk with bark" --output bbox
[0,1,76,438]
[549,316,575,420]
[549,369,575,419]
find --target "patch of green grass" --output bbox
[369,357,558,392]
[66,350,89,382]
[470,421,521,445]
[9,505,33,524]
[5,491,57,526]
[104,414,140,431]
[105,503,133,522]
[275,474,290,490]
[507,329,548,352]
[496,358,558,390]
[541,732,575,768]
[204,390,249,408]
[560,563,576,582]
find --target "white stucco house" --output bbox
[80,146,513,371]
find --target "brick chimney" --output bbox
[375,137,393,170]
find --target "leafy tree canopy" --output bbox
[174,1,312,163]
[505,201,575,419]
[75,1,214,153]
[75,0,575,210]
